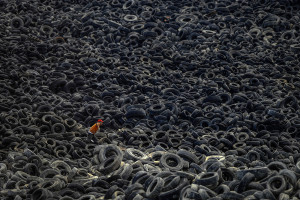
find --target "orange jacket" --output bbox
[89,122,101,134]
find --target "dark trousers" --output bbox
[87,131,98,144]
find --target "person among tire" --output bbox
[87,119,103,144]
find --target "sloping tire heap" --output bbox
[1,0,300,199]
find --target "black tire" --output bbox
[67,183,85,193]
[11,162,25,172]
[161,175,180,192]
[125,148,149,161]
[160,153,183,171]
[194,172,219,189]
[220,167,235,182]
[40,169,60,179]
[98,156,122,175]
[64,81,77,93]
[64,118,77,131]
[0,174,8,188]
[49,79,67,93]
[98,144,123,163]
[39,179,62,192]
[267,161,287,171]
[51,123,66,134]
[28,155,43,168]
[60,197,74,200]
[125,183,144,196]
[125,108,146,119]
[11,17,24,29]
[119,163,134,180]
[4,116,19,128]
[215,184,230,195]
[132,171,150,185]
[32,188,50,200]
[24,163,40,176]
[236,167,269,181]
[262,189,276,200]
[0,163,7,174]
[148,104,166,115]
[59,189,81,198]
[77,195,96,200]
[267,175,286,196]
[221,191,245,200]
[189,163,203,174]
[279,169,297,187]
[279,193,290,200]
[145,177,164,198]
[77,158,92,169]
[237,172,255,193]
[295,160,300,173]
[159,177,189,199]
[50,160,71,174]
[177,149,199,164]
[104,185,122,199]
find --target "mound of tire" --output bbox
[1,0,300,199]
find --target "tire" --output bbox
[267,175,286,196]
[77,195,96,200]
[11,17,24,29]
[51,123,66,134]
[148,104,166,115]
[0,163,7,174]
[177,149,199,164]
[92,179,109,188]
[279,169,297,186]
[267,161,287,171]
[221,191,245,200]
[125,108,146,119]
[28,155,43,168]
[119,163,134,180]
[160,153,183,171]
[49,79,67,93]
[98,156,122,175]
[236,167,269,181]
[11,162,25,173]
[24,163,40,176]
[262,189,276,200]
[64,81,77,93]
[194,172,219,189]
[0,174,8,188]
[145,177,164,198]
[237,172,255,193]
[40,169,60,179]
[32,188,51,200]
[67,183,85,193]
[64,118,77,131]
[77,158,92,169]
[161,175,180,192]
[159,177,189,199]
[215,184,230,195]
[132,171,150,185]
[39,179,62,192]
[4,116,19,128]
[104,185,122,199]
[60,197,74,200]
[98,144,123,163]
[189,163,203,174]
[125,148,149,161]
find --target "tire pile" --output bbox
[1,0,300,199]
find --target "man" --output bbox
[87,119,103,144]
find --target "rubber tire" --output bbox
[160,153,184,171]
[266,175,286,196]
[125,148,149,161]
[145,177,164,199]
